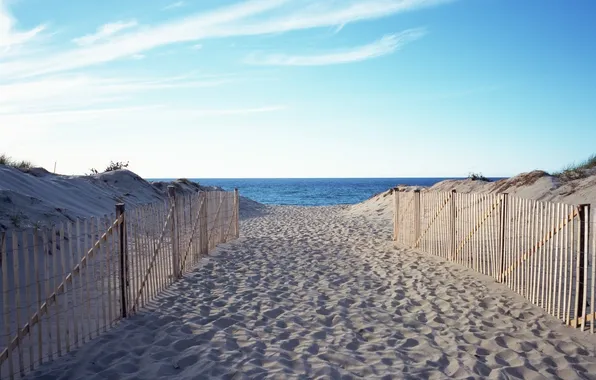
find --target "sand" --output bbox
[0,166,262,231]
[22,204,596,380]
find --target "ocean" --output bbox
[150,178,503,206]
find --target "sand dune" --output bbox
[0,166,262,230]
[24,205,596,379]
[346,170,596,225]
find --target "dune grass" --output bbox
[0,153,33,170]
[553,153,596,180]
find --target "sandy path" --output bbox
[25,206,596,379]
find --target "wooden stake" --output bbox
[33,229,42,365]
[66,223,78,349]
[116,204,128,319]
[2,232,14,380]
[590,206,596,334]
[235,188,240,239]
[12,231,24,375]
[22,230,34,370]
[52,227,62,357]
[59,225,70,354]
[564,205,572,324]
[43,230,52,361]
[76,220,86,344]
[168,187,179,280]
[555,203,562,319]
[576,204,589,329]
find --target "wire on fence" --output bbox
[0,189,240,380]
[393,190,595,334]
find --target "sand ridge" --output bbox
[24,205,596,379]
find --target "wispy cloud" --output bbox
[0,74,238,114]
[0,0,45,52]
[245,29,426,66]
[163,1,185,11]
[72,20,138,46]
[0,0,452,79]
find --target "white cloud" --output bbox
[245,28,426,66]
[72,20,138,46]
[0,74,238,114]
[163,1,185,11]
[191,43,203,50]
[0,0,45,52]
[0,0,452,79]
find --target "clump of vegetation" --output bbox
[553,153,596,181]
[0,153,33,170]
[89,161,129,175]
[468,172,490,182]
[9,212,25,228]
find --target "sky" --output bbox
[0,0,595,178]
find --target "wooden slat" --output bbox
[141,206,151,306]
[67,223,79,349]
[161,201,169,288]
[181,195,207,273]
[570,312,596,327]
[586,210,596,334]
[12,231,24,375]
[22,230,34,371]
[52,227,62,357]
[501,206,578,279]
[555,203,563,319]
[76,220,86,344]
[132,204,174,310]
[59,225,70,354]
[546,203,554,315]
[43,229,52,362]
[33,229,43,366]
[2,232,14,379]
[132,208,141,313]
[535,203,543,306]
[574,207,582,328]
[147,205,157,301]
[0,216,123,365]
[565,206,573,324]
[581,206,589,331]
[107,216,115,326]
[96,218,107,333]
[208,193,226,247]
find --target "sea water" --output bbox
[150,178,502,206]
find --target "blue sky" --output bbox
[1,0,595,178]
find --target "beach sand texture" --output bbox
[22,205,596,380]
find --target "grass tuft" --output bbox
[468,172,490,182]
[0,154,34,171]
[552,153,596,180]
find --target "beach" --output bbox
[22,203,596,379]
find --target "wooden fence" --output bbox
[393,189,595,333]
[0,187,239,380]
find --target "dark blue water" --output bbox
[149,178,505,206]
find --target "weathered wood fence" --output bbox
[393,189,595,333]
[0,188,240,379]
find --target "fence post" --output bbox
[234,188,240,238]
[199,192,208,256]
[450,190,457,260]
[168,186,180,279]
[116,203,128,319]
[393,188,399,242]
[498,193,509,283]
[575,204,590,327]
[414,190,421,248]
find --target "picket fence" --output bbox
[393,189,595,333]
[0,188,239,379]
